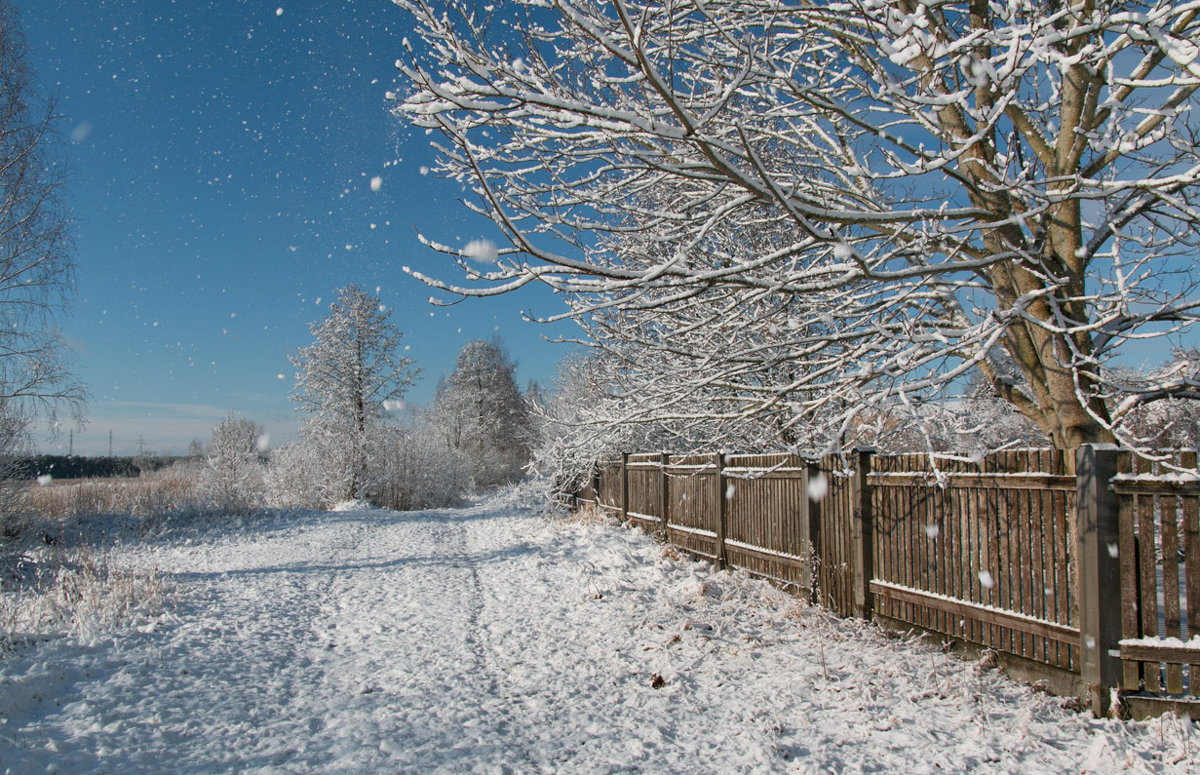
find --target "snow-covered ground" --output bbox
[1,493,1196,774]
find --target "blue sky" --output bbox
[14,0,574,456]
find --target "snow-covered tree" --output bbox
[264,440,337,510]
[200,412,265,513]
[393,0,1200,454]
[1112,349,1200,448]
[433,338,531,487]
[290,284,417,500]
[527,350,633,491]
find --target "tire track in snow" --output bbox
[381,506,544,773]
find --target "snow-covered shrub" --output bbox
[199,412,266,513]
[0,538,167,652]
[264,440,334,510]
[265,418,468,511]
[369,421,467,510]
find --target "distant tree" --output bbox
[0,3,83,482]
[433,338,531,487]
[200,412,265,513]
[289,284,418,500]
[1113,350,1200,449]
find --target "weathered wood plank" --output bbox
[1112,478,1200,495]
[870,580,1080,644]
[1119,489,1142,691]
[868,473,1076,490]
[1138,492,1162,693]
[1120,641,1200,667]
[1183,451,1200,694]
[1162,488,1185,694]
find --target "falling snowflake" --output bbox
[808,471,828,502]
[461,239,498,264]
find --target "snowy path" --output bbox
[1,496,1196,774]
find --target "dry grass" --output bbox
[564,501,611,526]
[22,464,203,521]
[0,468,194,654]
[0,542,167,653]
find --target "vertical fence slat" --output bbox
[1119,483,1142,692]
[1161,476,1184,694]
[716,453,728,570]
[1030,470,1047,662]
[1138,491,1162,694]
[805,461,821,602]
[661,452,671,542]
[851,449,874,619]
[1183,451,1200,692]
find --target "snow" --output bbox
[460,238,498,264]
[1,494,1195,773]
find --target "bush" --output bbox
[368,423,467,511]
[263,441,334,510]
[264,419,468,511]
[1,542,167,652]
[199,412,266,513]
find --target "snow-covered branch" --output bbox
[393,0,1200,452]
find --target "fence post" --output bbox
[661,451,671,541]
[804,459,823,605]
[592,465,601,510]
[850,448,875,619]
[1076,443,1121,717]
[619,452,630,522]
[716,452,728,570]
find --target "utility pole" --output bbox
[68,429,73,456]
[108,429,113,457]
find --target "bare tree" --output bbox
[392,0,1200,453]
[0,2,83,453]
[290,285,418,500]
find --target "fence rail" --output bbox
[576,445,1200,720]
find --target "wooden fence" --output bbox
[577,445,1200,719]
